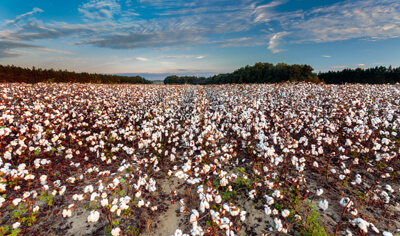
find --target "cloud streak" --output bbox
[268,31,289,53]
[78,0,121,20]
[159,55,205,59]
[131,57,150,61]
[4,7,43,26]
[282,0,400,43]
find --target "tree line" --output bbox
[164,62,319,84]
[0,64,152,84]
[318,66,400,84]
[164,63,400,85]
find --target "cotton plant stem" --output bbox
[334,196,354,236]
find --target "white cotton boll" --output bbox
[33,205,39,212]
[272,190,281,199]
[340,197,351,207]
[350,208,358,216]
[351,218,369,233]
[274,217,283,232]
[230,206,240,216]
[87,210,100,222]
[220,177,228,187]
[200,200,209,213]
[101,198,109,207]
[265,195,274,205]
[240,211,246,221]
[215,195,222,204]
[180,199,186,206]
[318,199,329,211]
[40,175,47,182]
[12,198,22,206]
[62,208,72,217]
[370,223,379,233]
[248,190,256,199]
[313,161,319,168]
[386,185,394,193]
[111,227,121,236]
[190,210,199,223]
[339,174,346,180]
[110,205,118,212]
[355,174,362,184]
[84,185,94,193]
[281,209,290,218]
[174,229,183,236]
[316,189,323,196]
[264,205,272,215]
[383,231,393,236]
[12,222,20,228]
[344,229,352,236]
[180,206,186,213]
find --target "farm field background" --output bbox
[0,83,400,236]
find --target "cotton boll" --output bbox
[264,205,272,215]
[351,218,369,233]
[111,227,121,236]
[240,211,246,221]
[62,208,72,217]
[215,195,222,204]
[281,209,290,217]
[318,199,329,211]
[12,222,20,228]
[87,210,100,222]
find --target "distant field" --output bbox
[0,83,399,235]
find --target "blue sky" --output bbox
[1,0,400,80]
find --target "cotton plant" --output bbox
[1,83,400,235]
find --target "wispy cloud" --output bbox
[331,65,347,69]
[252,0,288,23]
[131,57,150,61]
[159,55,205,59]
[322,55,331,58]
[282,0,400,43]
[0,41,36,58]
[4,7,43,26]
[357,63,365,66]
[0,40,74,58]
[78,0,121,20]
[29,47,75,54]
[268,31,289,53]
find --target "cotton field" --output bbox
[0,83,400,236]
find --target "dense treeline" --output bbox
[0,64,151,84]
[164,62,319,84]
[318,66,400,84]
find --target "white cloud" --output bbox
[331,66,347,69]
[281,0,400,43]
[322,55,331,58]
[4,7,43,26]
[357,64,365,66]
[268,31,289,53]
[131,57,150,61]
[159,55,205,59]
[30,47,75,54]
[78,0,121,20]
